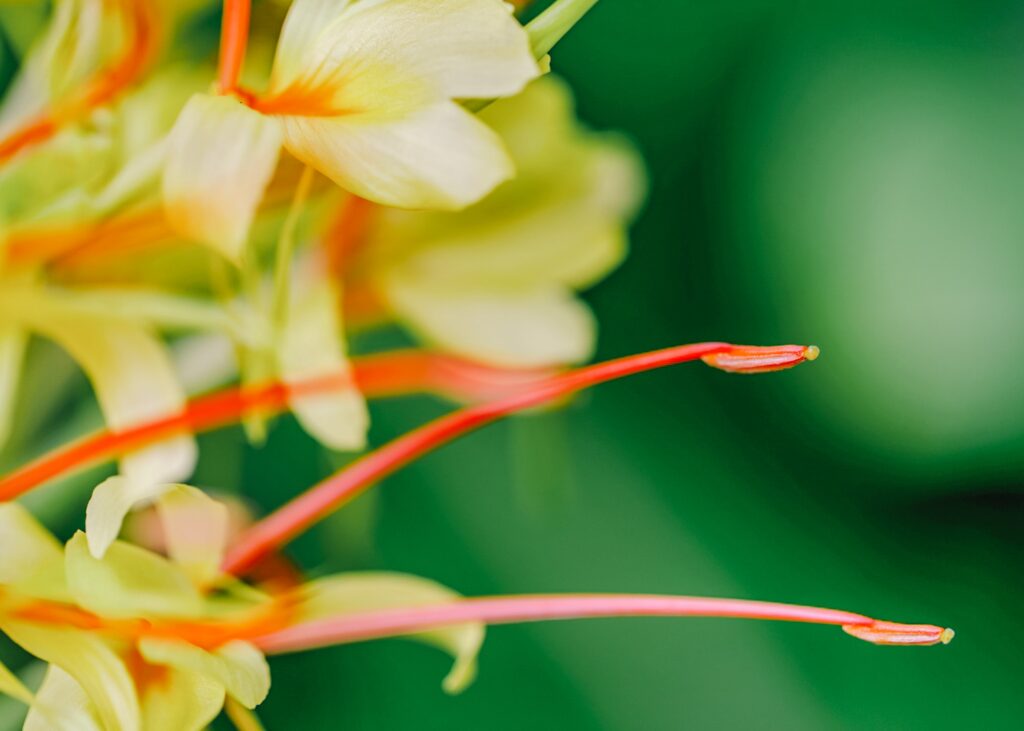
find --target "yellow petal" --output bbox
[138,639,270,710]
[375,77,644,290]
[0,302,29,453]
[0,0,105,137]
[271,0,353,90]
[65,532,204,619]
[299,572,485,693]
[283,100,512,210]
[163,93,283,262]
[155,485,230,587]
[140,664,225,731]
[0,503,68,602]
[85,475,173,559]
[275,0,537,102]
[1,621,140,731]
[0,657,33,706]
[279,267,367,451]
[23,664,103,731]
[37,317,197,486]
[385,279,596,367]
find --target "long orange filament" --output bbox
[222,343,817,574]
[0,351,555,501]
[217,0,251,94]
[4,588,951,651]
[253,594,954,653]
[0,0,157,164]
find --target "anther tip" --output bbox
[940,628,955,645]
[804,345,820,362]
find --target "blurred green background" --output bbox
[7,0,1024,728]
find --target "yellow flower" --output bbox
[0,496,484,730]
[340,76,646,367]
[0,495,269,731]
[163,0,541,262]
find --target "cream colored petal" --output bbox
[381,208,628,293]
[0,0,104,137]
[384,279,596,367]
[138,639,269,710]
[84,476,173,559]
[65,532,204,619]
[0,325,26,453]
[38,317,197,486]
[282,0,537,101]
[1,622,140,731]
[298,572,484,693]
[272,0,352,90]
[140,664,225,731]
[0,503,68,602]
[0,657,33,706]
[279,271,367,451]
[375,79,644,290]
[283,101,512,210]
[163,93,283,262]
[155,485,230,587]
[23,664,102,731]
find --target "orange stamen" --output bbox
[0,351,555,501]
[223,343,819,574]
[217,0,251,94]
[251,594,953,654]
[8,591,296,650]
[326,195,376,280]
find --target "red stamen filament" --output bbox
[4,587,951,651]
[0,351,556,501]
[0,0,156,164]
[222,343,817,574]
[218,0,251,94]
[252,594,953,653]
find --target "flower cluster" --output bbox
[0,1,950,729]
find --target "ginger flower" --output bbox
[0,495,483,730]
[163,0,542,262]
[335,76,646,367]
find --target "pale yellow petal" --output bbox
[0,503,68,601]
[163,93,283,262]
[0,0,105,137]
[372,78,644,290]
[0,325,27,451]
[299,572,485,693]
[155,485,230,587]
[65,532,204,619]
[84,475,173,559]
[283,101,512,210]
[0,658,33,706]
[1,622,140,731]
[385,279,596,367]
[278,0,537,101]
[23,664,102,731]
[272,0,352,90]
[138,639,270,710]
[38,317,197,486]
[140,664,225,731]
[279,269,367,451]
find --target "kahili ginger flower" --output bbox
[163,0,543,262]
[0,1,954,728]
